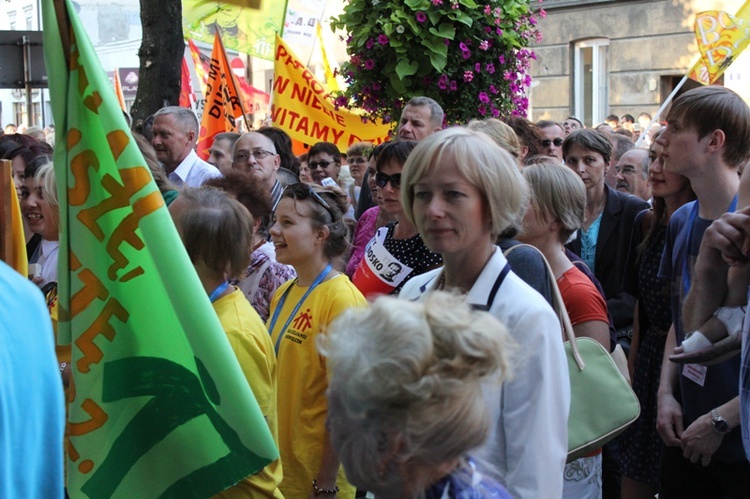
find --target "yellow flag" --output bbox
[1,161,28,277]
[316,21,340,92]
[272,35,392,151]
[688,3,750,84]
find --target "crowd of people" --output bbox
[4,85,750,499]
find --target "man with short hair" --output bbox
[605,114,620,128]
[563,116,583,136]
[605,134,635,188]
[621,113,636,132]
[307,142,342,186]
[615,148,651,201]
[396,96,443,141]
[536,120,565,162]
[656,85,750,497]
[208,132,241,175]
[151,106,220,187]
[233,132,283,208]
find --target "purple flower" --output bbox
[479,40,490,51]
[378,34,389,45]
[438,74,449,90]
[486,63,495,74]
[431,0,443,4]
[422,76,433,86]
[366,38,374,49]
[478,92,490,103]
[364,59,375,70]
[445,38,451,46]
[334,96,348,107]
[478,104,486,116]
[475,62,481,72]
[498,55,506,65]
[372,81,382,91]
[496,27,503,35]
[462,49,471,59]
[416,11,427,23]
[463,70,474,82]
[489,84,498,94]
[491,106,500,117]
[450,80,458,91]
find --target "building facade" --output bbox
[529,0,749,126]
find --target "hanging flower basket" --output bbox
[331,0,544,125]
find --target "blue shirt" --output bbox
[580,211,602,272]
[0,260,65,498]
[659,201,745,462]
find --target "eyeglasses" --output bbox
[542,138,564,147]
[375,171,402,189]
[309,160,335,170]
[233,149,275,163]
[283,182,332,213]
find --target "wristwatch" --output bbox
[710,409,730,434]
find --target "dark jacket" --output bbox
[565,185,649,329]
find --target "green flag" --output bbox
[182,0,285,60]
[43,1,278,497]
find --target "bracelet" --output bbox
[312,479,339,496]
[59,362,68,375]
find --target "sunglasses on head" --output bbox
[375,171,402,189]
[283,182,332,212]
[542,138,564,147]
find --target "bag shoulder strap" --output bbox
[504,243,585,370]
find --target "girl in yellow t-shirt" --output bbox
[267,183,366,499]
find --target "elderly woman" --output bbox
[399,127,569,498]
[321,292,514,498]
[205,170,295,322]
[518,162,610,498]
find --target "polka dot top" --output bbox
[383,221,443,294]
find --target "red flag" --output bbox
[196,32,247,160]
[187,38,209,94]
[179,57,195,108]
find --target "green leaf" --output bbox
[395,59,420,79]
[383,22,393,36]
[428,23,455,40]
[428,51,448,72]
[390,73,409,94]
[448,11,473,27]
[406,16,419,34]
[405,0,428,9]
[427,10,441,25]
[458,0,478,8]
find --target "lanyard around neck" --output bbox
[269,263,333,355]
[209,281,230,303]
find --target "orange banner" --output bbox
[196,32,246,160]
[113,67,126,111]
[179,57,195,108]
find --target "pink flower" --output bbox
[475,62,481,72]
[449,80,458,91]
[378,34,389,45]
[498,55,505,64]
[431,0,443,4]
[463,70,474,82]
[491,106,500,117]
[484,5,491,14]
[540,8,547,18]
[496,27,503,35]
[478,104,486,116]
[489,84,498,94]
[364,59,375,70]
[479,40,490,51]
[366,38,374,49]
[416,11,427,23]
[478,92,490,103]
[438,74,449,90]
[486,63,495,74]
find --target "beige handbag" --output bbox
[504,244,641,461]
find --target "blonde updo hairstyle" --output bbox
[320,291,514,495]
[401,127,528,240]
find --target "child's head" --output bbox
[666,86,750,168]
